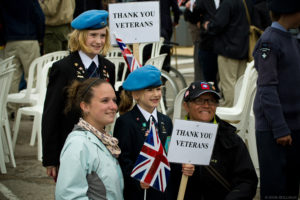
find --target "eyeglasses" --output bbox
[192,98,218,106]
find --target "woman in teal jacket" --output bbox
[55,78,123,200]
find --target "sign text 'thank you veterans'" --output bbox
[167,119,218,166]
[108,1,160,45]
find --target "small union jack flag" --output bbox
[131,121,170,192]
[115,36,142,72]
[178,0,184,6]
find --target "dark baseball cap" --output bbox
[183,81,221,102]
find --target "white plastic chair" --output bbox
[12,61,55,161]
[106,57,128,92]
[233,75,244,106]
[144,53,167,71]
[0,65,16,173]
[0,56,14,73]
[245,90,260,179]
[7,51,69,108]
[106,47,122,58]
[139,37,164,64]
[172,87,188,122]
[216,61,257,140]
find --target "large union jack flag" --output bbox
[115,37,142,72]
[131,121,170,192]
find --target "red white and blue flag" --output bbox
[131,121,170,192]
[178,0,185,6]
[115,37,142,72]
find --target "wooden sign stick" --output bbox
[133,43,140,64]
[177,174,189,200]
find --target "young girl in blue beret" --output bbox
[113,65,173,200]
[42,10,116,180]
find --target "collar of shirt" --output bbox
[137,104,158,122]
[214,0,220,9]
[271,22,287,32]
[79,50,99,70]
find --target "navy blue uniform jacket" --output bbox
[114,105,173,200]
[42,51,115,167]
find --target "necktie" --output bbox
[86,61,98,78]
[149,115,157,125]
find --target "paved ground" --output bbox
[0,52,263,199]
[0,119,55,200]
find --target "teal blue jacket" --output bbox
[56,126,124,200]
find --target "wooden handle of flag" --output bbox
[177,174,188,200]
[133,43,140,64]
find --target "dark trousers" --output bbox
[198,49,218,91]
[256,130,300,200]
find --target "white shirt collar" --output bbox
[137,104,158,122]
[79,50,99,70]
[214,0,220,9]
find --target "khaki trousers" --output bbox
[43,24,71,54]
[4,40,40,113]
[218,55,247,107]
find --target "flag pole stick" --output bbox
[144,189,147,200]
[177,174,188,200]
[133,43,140,64]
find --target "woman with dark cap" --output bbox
[55,78,123,199]
[167,81,258,200]
[253,0,300,199]
[42,10,115,181]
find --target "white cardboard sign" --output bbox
[108,1,160,45]
[167,119,218,165]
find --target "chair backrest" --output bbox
[217,61,255,114]
[233,75,244,106]
[36,61,56,106]
[144,53,167,71]
[0,68,16,117]
[0,56,14,73]
[106,57,128,91]
[172,87,188,122]
[34,51,69,93]
[139,37,164,64]
[216,61,257,139]
[106,47,123,58]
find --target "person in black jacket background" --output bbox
[204,0,253,107]
[0,0,45,117]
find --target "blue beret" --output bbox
[71,10,108,30]
[123,65,162,91]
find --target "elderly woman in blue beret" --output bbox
[42,10,116,180]
[113,65,173,200]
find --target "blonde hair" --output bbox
[68,27,111,56]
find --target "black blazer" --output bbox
[42,51,115,167]
[113,105,173,200]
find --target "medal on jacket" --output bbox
[102,65,110,82]
[161,122,167,134]
[74,62,85,79]
[141,122,147,136]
